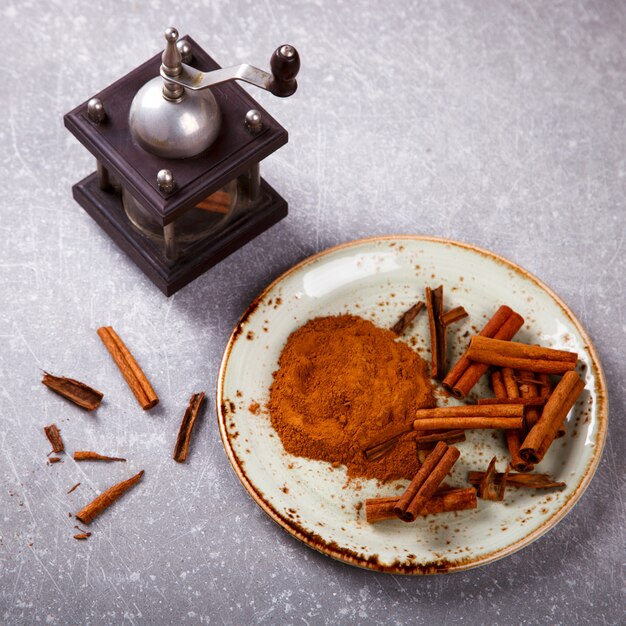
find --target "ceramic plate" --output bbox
[217,236,608,574]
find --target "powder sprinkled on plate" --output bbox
[267,315,435,482]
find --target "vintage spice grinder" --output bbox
[65,27,300,295]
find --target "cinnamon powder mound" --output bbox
[268,315,435,482]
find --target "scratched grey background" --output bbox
[0,0,624,624]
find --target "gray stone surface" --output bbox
[0,0,624,624]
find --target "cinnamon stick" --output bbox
[414,430,466,449]
[365,405,523,460]
[443,306,524,398]
[75,470,144,525]
[520,371,585,464]
[517,370,542,429]
[391,301,425,335]
[466,336,578,374]
[41,372,103,411]
[412,417,524,430]
[477,457,509,501]
[467,471,566,489]
[441,306,468,327]
[393,442,461,521]
[173,392,206,463]
[426,286,446,379]
[365,488,477,523]
[73,451,126,462]
[393,442,447,517]
[97,327,158,410]
[44,424,64,453]
[498,368,533,472]
[414,404,524,419]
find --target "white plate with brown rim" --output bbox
[217,236,608,574]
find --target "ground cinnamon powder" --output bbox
[268,315,435,482]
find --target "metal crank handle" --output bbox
[161,44,300,97]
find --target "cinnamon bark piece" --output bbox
[365,488,477,523]
[41,373,103,411]
[414,405,524,419]
[173,392,206,463]
[196,190,231,214]
[414,430,466,449]
[443,306,524,398]
[44,424,64,453]
[73,533,91,540]
[425,286,446,380]
[413,416,523,430]
[520,371,584,464]
[75,470,144,525]
[466,337,578,374]
[517,369,542,429]
[467,471,566,489]
[67,483,81,494]
[441,306,468,327]
[491,370,532,472]
[391,301,425,335]
[393,442,447,518]
[73,451,126,462]
[393,442,461,521]
[97,327,158,410]
[48,457,62,464]
[477,457,510,501]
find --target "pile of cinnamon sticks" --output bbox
[365,297,586,524]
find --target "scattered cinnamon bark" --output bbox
[477,457,510,501]
[173,392,206,463]
[75,470,144,525]
[425,286,446,379]
[393,442,461,521]
[365,487,477,523]
[391,301,425,335]
[44,424,64,453]
[67,483,81,494]
[97,327,158,410]
[41,372,103,411]
[73,533,91,540]
[73,451,126,462]
[441,306,468,327]
[520,371,585,464]
[466,337,578,374]
[48,457,62,464]
[414,430,466,449]
[443,305,525,398]
[468,471,566,489]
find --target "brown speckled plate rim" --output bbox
[216,234,609,575]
